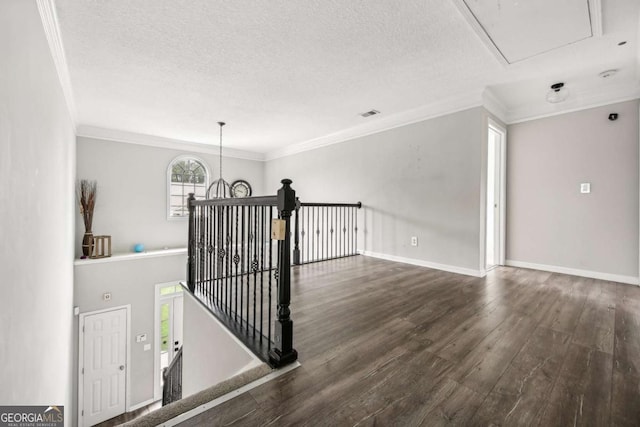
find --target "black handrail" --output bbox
[299,201,362,208]
[191,195,278,207]
[162,346,183,406]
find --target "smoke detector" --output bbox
[599,69,618,79]
[546,82,569,104]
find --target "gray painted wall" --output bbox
[182,293,261,397]
[74,253,187,413]
[0,0,76,421]
[75,136,265,256]
[265,107,487,273]
[507,100,639,279]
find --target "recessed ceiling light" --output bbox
[599,69,618,79]
[618,41,627,46]
[360,110,380,118]
[546,82,569,104]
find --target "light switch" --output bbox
[580,183,591,194]
[143,344,151,351]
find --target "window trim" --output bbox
[166,155,211,220]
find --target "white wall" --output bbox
[0,0,76,420]
[75,136,265,256]
[507,100,639,282]
[182,292,262,397]
[265,107,487,274]
[74,252,187,413]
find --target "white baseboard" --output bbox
[360,250,483,278]
[505,260,639,286]
[129,397,158,412]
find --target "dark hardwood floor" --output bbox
[178,255,640,426]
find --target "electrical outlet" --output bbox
[411,236,418,247]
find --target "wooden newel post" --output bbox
[293,198,301,265]
[187,193,196,293]
[269,178,299,367]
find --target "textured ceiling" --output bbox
[54,0,640,154]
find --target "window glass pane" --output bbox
[168,157,209,218]
[160,303,170,352]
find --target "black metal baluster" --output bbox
[199,206,205,296]
[259,205,264,342]
[293,202,300,265]
[234,205,239,322]
[268,206,273,348]
[303,206,307,264]
[224,206,233,314]
[187,194,195,293]
[321,206,325,261]
[245,205,251,332]
[352,206,356,255]
[252,206,257,337]
[240,205,245,328]
[208,206,212,302]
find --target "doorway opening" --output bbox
[486,119,506,272]
[154,283,184,401]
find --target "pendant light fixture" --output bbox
[206,121,231,198]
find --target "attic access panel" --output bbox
[459,0,598,64]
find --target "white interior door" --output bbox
[81,308,127,426]
[486,123,506,271]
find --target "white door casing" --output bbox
[79,306,130,427]
[154,283,185,401]
[486,118,507,271]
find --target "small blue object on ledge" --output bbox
[133,243,145,253]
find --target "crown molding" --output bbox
[76,125,266,162]
[506,84,640,124]
[265,91,484,161]
[36,0,78,129]
[482,88,508,123]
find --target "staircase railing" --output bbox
[293,201,362,265]
[162,346,183,406]
[187,179,298,368]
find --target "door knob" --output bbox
[119,365,125,371]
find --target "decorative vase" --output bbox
[82,231,94,257]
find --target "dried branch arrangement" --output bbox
[78,179,97,232]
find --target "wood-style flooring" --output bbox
[179,256,640,426]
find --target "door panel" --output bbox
[82,308,127,426]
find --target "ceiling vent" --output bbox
[360,110,380,118]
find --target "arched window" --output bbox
[167,156,210,219]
